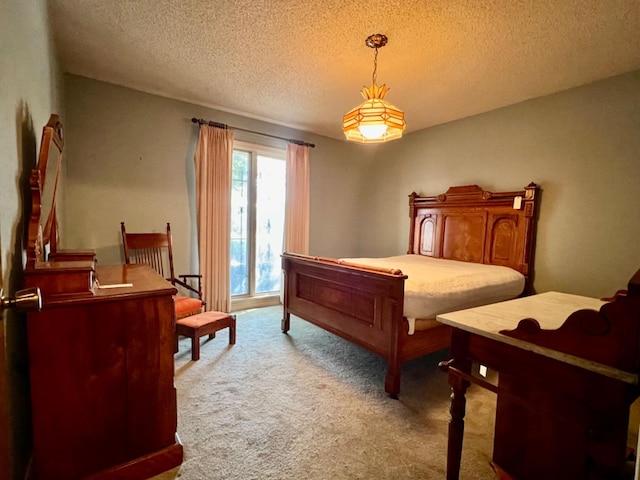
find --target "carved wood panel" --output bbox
[418,214,438,255]
[487,213,519,267]
[441,212,487,263]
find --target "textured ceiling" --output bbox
[48,0,640,140]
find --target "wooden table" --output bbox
[437,291,640,480]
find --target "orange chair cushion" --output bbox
[176,311,233,328]
[173,295,203,319]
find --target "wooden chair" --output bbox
[120,222,204,319]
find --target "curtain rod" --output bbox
[191,117,315,148]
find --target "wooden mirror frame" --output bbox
[26,114,64,267]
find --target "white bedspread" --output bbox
[341,255,525,334]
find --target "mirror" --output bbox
[40,116,63,247]
[26,114,64,266]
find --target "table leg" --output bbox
[447,368,471,480]
[440,329,473,480]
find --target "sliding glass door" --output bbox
[230,142,285,308]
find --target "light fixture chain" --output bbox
[372,47,378,85]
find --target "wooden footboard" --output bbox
[281,252,450,397]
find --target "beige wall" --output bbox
[63,72,640,300]
[62,75,373,274]
[360,71,640,298]
[0,1,63,479]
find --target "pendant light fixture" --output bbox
[342,34,406,143]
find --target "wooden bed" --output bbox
[281,183,539,398]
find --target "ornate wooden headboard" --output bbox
[408,183,538,278]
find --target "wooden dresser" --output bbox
[22,115,183,479]
[26,263,183,479]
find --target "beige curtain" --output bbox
[194,125,234,312]
[284,143,310,254]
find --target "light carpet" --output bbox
[153,306,498,480]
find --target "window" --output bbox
[230,141,285,309]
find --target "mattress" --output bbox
[340,254,525,334]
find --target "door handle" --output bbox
[0,287,42,312]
